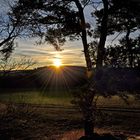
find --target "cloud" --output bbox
[12,38,86,67]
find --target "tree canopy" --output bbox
[91,0,140,68]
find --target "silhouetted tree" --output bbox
[0,0,34,60]
[96,0,109,69]
[104,36,140,68]
[80,0,140,138]
[92,0,140,68]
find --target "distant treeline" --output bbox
[0,66,87,91]
[94,67,140,94]
[0,66,140,93]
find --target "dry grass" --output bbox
[97,95,140,108]
[0,102,140,140]
[0,91,140,140]
[61,129,84,140]
[0,91,72,106]
[61,128,140,140]
[0,91,140,109]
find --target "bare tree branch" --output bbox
[0,56,36,76]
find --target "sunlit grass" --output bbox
[0,91,73,106]
[96,95,140,108]
[0,90,140,108]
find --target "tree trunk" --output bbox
[74,0,109,137]
[96,0,108,69]
[84,118,94,136]
[74,0,92,71]
[81,93,95,137]
[74,0,94,137]
[126,26,133,67]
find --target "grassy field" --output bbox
[0,101,140,140]
[0,90,140,108]
[0,90,140,139]
[0,90,73,106]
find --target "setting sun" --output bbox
[53,58,62,68]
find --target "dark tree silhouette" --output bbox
[0,4,27,59]
[96,0,109,69]
[104,36,140,68]
[92,0,140,68]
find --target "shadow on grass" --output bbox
[79,133,127,140]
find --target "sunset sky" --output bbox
[0,0,96,68]
[0,0,139,69]
[12,39,86,68]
